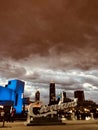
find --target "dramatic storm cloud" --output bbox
[0,0,98,104]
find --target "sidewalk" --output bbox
[62,119,98,125]
[0,121,24,129]
[0,119,98,129]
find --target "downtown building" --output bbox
[0,79,25,114]
[74,90,85,103]
[49,81,56,105]
[35,90,40,102]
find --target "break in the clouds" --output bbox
[0,0,98,104]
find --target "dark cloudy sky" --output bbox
[0,0,98,104]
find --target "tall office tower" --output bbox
[62,91,66,102]
[49,81,56,105]
[35,90,40,102]
[74,90,85,103]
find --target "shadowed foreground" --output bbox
[0,120,98,130]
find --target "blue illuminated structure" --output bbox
[0,79,25,114]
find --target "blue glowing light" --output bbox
[0,79,25,114]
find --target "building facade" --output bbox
[49,81,56,105]
[74,90,85,103]
[35,90,40,102]
[0,79,25,114]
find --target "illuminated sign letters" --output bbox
[28,99,77,118]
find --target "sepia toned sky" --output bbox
[0,0,98,104]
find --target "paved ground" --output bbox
[0,120,98,130]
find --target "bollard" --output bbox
[2,117,5,127]
[71,112,76,120]
[90,113,94,120]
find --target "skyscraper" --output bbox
[35,90,40,102]
[62,91,66,102]
[49,81,56,105]
[74,90,85,103]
